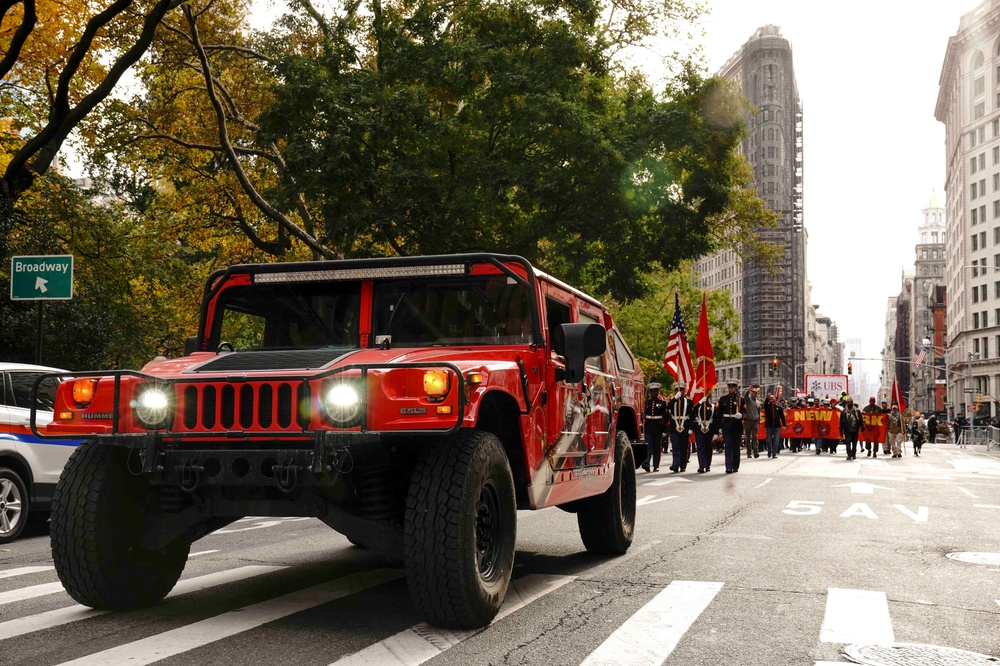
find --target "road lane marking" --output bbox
[579,580,723,666]
[832,482,894,494]
[0,581,64,605]
[0,566,54,579]
[958,487,979,499]
[189,550,220,557]
[974,504,1000,509]
[636,495,678,507]
[640,478,693,486]
[819,588,894,644]
[53,569,403,665]
[0,565,287,641]
[330,574,575,666]
[893,505,929,522]
[754,478,773,488]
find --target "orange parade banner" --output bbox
[860,412,887,444]
[759,408,843,440]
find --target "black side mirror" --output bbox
[558,322,607,384]
[184,336,200,356]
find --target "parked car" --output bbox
[38,253,645,629]
[0,362,82,542]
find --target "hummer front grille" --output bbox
[175,382,301,433]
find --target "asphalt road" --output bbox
[1,440,998,666]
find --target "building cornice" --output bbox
[936,2,1000,122]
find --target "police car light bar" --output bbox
[254,264,467,284]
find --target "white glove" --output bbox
[733,412,742,419]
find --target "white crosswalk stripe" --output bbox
[579,580,724,666]
[53,569,403,666]
[819,588,894,645]
[0,581,65,605]
[331,574,574,666]
[0,566,55,579]
[0,565,287,641]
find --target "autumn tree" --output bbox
[89,0,777,302]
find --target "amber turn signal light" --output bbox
[72,378,98,406]
[423,370,451,398]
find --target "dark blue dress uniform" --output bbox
[692,398,718,473]
[642,386,668,472]
[667,392,695,472]
[717,385,747,473]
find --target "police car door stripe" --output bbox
[819,588,894,645]
[579,581,723,666]
[0,565,54,579]
[0,565,287,641]
[330,574,574,666]
[53,569,403,666]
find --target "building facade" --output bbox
[910,200,947,415]
[936,0,1000,419]
[696,25,807,395]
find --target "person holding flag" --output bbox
[667,383,695,472]
[888,377,908,458]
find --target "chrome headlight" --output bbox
[134,387,172,429]
[322,383,361,425]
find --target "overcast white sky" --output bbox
[689,0,969,380]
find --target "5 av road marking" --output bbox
[783,501,928,522]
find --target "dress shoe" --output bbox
[653,467,659,472]
[697,468,706,473]
[725,469,733,473]
[680,468,686,472]
[642,463,650,472]
[753,453,759,458]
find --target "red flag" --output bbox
[663,293,694,387]
[692,292,716,404]
[891,376,907,412]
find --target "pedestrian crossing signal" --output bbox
[847,362,853,375]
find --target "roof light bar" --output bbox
[254,264,467,284]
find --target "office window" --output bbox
[995,119,1000,136]
[996,307,1000,324]
[982,153,988,170]
[973,234,980,251]
[980,127,987,143]
[975,338,981,353]
[983,336,990,359]
[983,205,988,223]
[974,312,980,327]
[995,228,1000,245]
[973,182,979,199]
[982,178,987,195]
[983,231,988,248]
[984,284,990,301]
[972,156,979,174]
[994,173,999,192]
[972,131,979,148]
[973,208,979,225]
[985,311,991,328]
[996,335,1000,357]
[976,76,986,95]
[995,200,1000,218]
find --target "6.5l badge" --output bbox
[400,407,428,415]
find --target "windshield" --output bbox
[210,274,534,350]
[213,282,362,350]
[373,275,533,347]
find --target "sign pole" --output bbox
[35,301,43,364]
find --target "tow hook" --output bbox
[177,461,204,493]
[273,461,301,493]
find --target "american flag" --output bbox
[663,293,695,387]
[913,346,926,366]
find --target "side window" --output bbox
[612,329,636,372]
[579,311,605,370]
[8,372,59,412]
[0,373,7,406]
[545,296,572,355]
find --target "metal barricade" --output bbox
[959,426,991,447]
[988,426,1000,451]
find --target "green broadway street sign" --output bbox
[10,255,74,300]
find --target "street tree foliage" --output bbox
[90,0,776,304]
[0,0,186,204]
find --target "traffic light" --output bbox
[847,362,853,375]
[771,357,778,372]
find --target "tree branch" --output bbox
[0,0,36,81]
[183,3,333,259]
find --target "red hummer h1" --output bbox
[36,253,644,628]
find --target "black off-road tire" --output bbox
[404,429,516,629]
[50,441,190,610]
[0,467,29,544]
[577,430,636,554]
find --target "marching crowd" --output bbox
[641,381,940,475]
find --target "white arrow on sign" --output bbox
[832,482,895,495]
[35,276,48,293]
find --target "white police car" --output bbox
[0,363,82,543]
